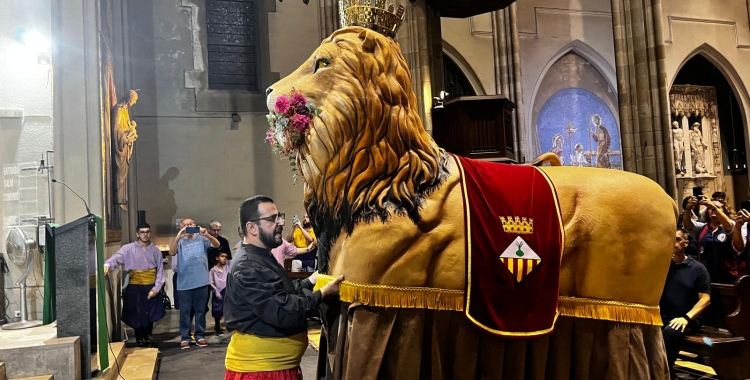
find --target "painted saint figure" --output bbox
[570,143,587,167]
[550,134,564,165]
[590,114,611,169]
[690,123,709,174]
[672,121,685,175]
[111,90,139,211]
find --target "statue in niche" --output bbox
[111,89,139,211]
[690,122,709,174]
[550,134,564,165]
[711,120,721,169]
[672,120,685,175]
[589,114,611,169]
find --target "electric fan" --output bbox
[1,226,43,330]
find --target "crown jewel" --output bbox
[339,0,406,38]
[499,216,534,235]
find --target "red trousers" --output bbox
[224,368,301,380]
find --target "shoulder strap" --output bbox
[698,224,710,243]
[698,224,710,262]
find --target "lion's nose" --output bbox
[266,87,273,97]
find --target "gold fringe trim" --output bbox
[314,275,464,311]
[314,275,662,325]
[558,296,663,326]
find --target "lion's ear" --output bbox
[358,29,377,53]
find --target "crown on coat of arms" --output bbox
[339,0,406,38]
[499,216,534,235]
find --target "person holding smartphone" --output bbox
[169,217,221,349]
[683,195,742,283]
[286,213,317,272]
[729,200,750,277]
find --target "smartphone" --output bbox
[692,187,703,199]
[293,214,299,224]
[741,200,750,212]
[185,226,200,234]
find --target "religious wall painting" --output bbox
[536,88,622,170]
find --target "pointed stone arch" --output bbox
[527,40,619,159]
[671,43,750,131]
[670,43,750,202]
[442,40,487,96]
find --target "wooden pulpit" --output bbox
[432,95,517,162]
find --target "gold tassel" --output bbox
[558,296,663,326]
[314,275,464,311]
[314,275,662,325]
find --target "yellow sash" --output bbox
[225,331,307,372]
[130,269,157,285]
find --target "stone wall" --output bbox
[440,15,495,96]
[438,0,616,162]
[516,0,616,162]
[129,0,323,246]
[0,0,53,323]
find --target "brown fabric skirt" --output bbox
[320,303,669,380]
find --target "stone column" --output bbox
[52,0,105,223]
[492,4,525,162]
[396,0,443,133]
[318,0,340,40]
[610,0,676,197]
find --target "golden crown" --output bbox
[499,216,534,235]
[339,0,406,38]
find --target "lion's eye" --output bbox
[314,58,330,73]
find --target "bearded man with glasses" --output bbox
[224,195,343,380]
[104,222,166,347]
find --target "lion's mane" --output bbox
[298,27,449,270]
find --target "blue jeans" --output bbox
[178,286,208,341]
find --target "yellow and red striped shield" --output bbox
[499,236,541,282]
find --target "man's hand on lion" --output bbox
[320,275,344,298]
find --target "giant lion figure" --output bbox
[268,27,676,380]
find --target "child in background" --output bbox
[209,252,228,336]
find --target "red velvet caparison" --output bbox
[455,155,563,337]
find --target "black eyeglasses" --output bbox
[251,213,285,224]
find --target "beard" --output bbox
[260,225,283,249]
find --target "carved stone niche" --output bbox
[670,85,724,200]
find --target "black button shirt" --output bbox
[225,244,322,337]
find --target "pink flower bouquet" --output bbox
[266,90,322,182]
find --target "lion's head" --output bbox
[267,27,448,269]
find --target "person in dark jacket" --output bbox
[224,195,343,380]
